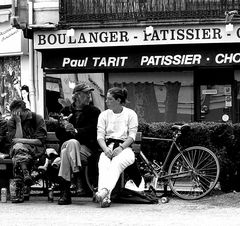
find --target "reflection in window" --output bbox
[109,71,194,123]
[45,73,104,119]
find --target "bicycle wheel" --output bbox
[168,146,220,200]
[84,164,98,193]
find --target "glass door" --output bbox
[195,69,234,122]
[200,84,232,122]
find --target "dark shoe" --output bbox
[12,197,24,203]
[58,179,71,205]
[23,170,34,186]
[76,188,87,197]
[58,193,72,205]
[73,174,86,196]
[23,185,30,201]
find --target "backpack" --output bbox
[112,188,159,204]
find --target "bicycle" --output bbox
[85,123,220,200]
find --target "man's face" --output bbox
[11,107,28,121]
[72,91,91,106]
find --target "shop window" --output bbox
[109,71,194,123]
[44,73,104,119]
[0,56,21,118]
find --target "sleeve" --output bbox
[97,111,106,140]
[0,120,8,143]
[0,120,7,136]
[34,115,47,143]
[7,117,16,140]
[128,110,138,141]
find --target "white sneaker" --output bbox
[46,148,58,157]
[52,157,61,168]
[95,188,111,208]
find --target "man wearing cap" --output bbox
[55,83,101,205]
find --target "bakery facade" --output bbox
[34,23,240,123]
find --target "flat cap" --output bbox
[73,83,94,93]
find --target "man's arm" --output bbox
[12,138,42,146]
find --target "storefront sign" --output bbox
[0,27,22,54]
[35,24,240,49]
[41,44,240,70]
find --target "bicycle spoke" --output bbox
[168,146,220,200]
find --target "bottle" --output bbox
[1,188,7,203]
[48,187,54,202]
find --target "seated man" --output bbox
[55,83,101,205]
[7,100,47,203]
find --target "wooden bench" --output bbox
[0,132,60,190]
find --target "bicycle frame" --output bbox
[139,130,193,190]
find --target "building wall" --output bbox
[0,4,29,117]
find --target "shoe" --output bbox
[96,188,111,208]
[38,165,48,171]
[58,180,72,205]
[46,148,58,157]
[76,188,87,197]
[23,185,30,201]
[100,197,111,208]
[58,194,72,205]
[51,157,61,169]
[23,170,34,186]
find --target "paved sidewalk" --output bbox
[1,191,240,226]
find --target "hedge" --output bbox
[46,119,240,192]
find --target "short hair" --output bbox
[9,99,26,111]
[108,87,128,104]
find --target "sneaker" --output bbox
[100,197,111,208]
[95,188,111,208]
[51,157,61,169]
[38,165,48,171]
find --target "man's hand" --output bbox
[11,111,21,123]
[64,122,76,133]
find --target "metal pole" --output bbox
[28,0,36,112]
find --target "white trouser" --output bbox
[98,147,135,197]
[58,139,92,181]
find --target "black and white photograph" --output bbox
[0,0,240,225]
